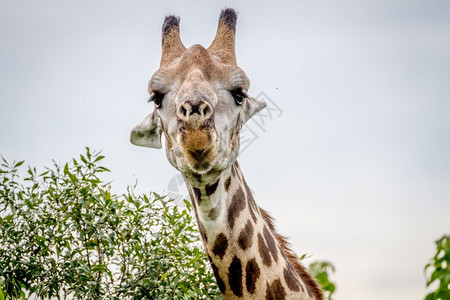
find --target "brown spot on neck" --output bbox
[205,178,220,196]
[244,179,259,223]
[238,220,254,250]
[245,258,260,294]
[265,279,286,300]
[212,233,228,260]
[263,226,279,263]
[258,233,272,267]
[283,267,301,292]
[192,187,202,205]
[227,186,246,229]
[224,175,231,191]
[208,202,221,220]
[228,256,243,296]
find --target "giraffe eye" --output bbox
[148,91,165,108]
[230,89,248,106]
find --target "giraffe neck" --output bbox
[183,162,320,299]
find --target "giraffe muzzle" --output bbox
[176,100,218,173]
[177,126,218,173]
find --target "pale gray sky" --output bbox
[1,1,449,299]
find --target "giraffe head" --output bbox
[131,9,266,175]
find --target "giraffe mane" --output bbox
[259,207,324,299]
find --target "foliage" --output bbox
[0,148,337,299]
[309,260,336,299]
[425,235,450,300]
[0,148,220,299]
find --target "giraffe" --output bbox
[130,8,324,300]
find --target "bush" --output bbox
[309,261,336,300]
[0,148,220,299]
[0,148,336,299]
[425,235,450,300]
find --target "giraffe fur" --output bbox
[131,7,324,300]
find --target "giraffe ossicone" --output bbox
[131,8,324,300]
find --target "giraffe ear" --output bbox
[130,111,162,149]
[242,96,266,124]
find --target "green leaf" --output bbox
[94,155,105,162]
[35,235,47,242]
[80,154,88,165]
[14,160,25,168]
[85,147,91,160]
[39,170,49,177]
[97,166,110,173]
[63,163,69,175]
[160,272,169,282]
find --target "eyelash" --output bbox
[148,91,165,108]
[230,88,248,105]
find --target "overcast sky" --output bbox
[1,1,449,299]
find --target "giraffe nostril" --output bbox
[181,106,188,117]
[201,103,211,118]
[177,102,192,120]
